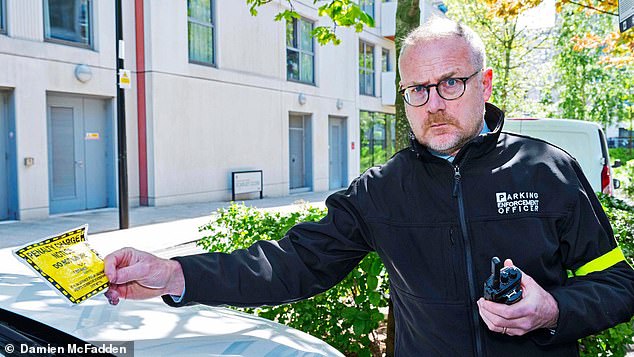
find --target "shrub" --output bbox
[578,194,634,357]
[197,202,389,356]
[614,160,634,201]
[609,148,634,165]
[610,148,634,201]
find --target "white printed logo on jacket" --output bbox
[496,192,539,215]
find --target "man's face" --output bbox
[399,37,493,156]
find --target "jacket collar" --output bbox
[409,102,505,164]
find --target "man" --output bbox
[104,18,634,355]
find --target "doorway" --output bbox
[289,114,312,192]
[47,95,114,214]
[328,116,348,189]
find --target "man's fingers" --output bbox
[110,262,153,285]
[104,247,138,282]
[105,286,121,305]
[104,247,142,284]
[478,298,530,335]
[478,297,531,321]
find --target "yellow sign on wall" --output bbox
[14,226,109,305]
[119,69,132,89]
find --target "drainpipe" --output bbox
[135,0,148,206]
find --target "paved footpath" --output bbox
[0,190,334,250]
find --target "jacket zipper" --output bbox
[453,164,485,357]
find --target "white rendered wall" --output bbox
[0,0,124,219]
[143,0,395,205]
[0,0,396,216]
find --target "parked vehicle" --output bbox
[0,243,343,357]
[504,118,620,195]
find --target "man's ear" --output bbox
[482,68,493,102]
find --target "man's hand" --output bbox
[477,259,559,336]
[103,247,185,305]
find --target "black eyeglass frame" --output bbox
[399,69,482,107]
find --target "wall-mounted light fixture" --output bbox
[298,93,307,105]
[75,64,93,83]
[24,157,35,168]
[336,99,344,110]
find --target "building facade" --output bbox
[0,0,398,220]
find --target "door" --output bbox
[48,97,85,213]
[329,116,347,189]
[0,94,8,219]
[289,114,312,191]
[83,98,108,209]
[48,96,110,214]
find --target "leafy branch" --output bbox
[247,0,375,45]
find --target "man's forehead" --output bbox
[401,37,469,61]
[399,39,472,83]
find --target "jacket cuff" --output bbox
[161,256,198,307]
[531,287,571,345]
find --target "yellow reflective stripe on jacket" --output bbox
[574,247,626,277]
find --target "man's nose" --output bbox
[426,86,446,113]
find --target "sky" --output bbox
[517,0,557,29]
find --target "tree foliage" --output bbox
[246,0,374,45]
[556,0,633,68]
[444,0,552,115]
[554,2,633,126]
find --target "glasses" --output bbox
[399,70,482,107]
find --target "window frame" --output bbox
[286,17,315,85]
[187,0,216,66]
[359,110,396,172]
[360,0,375,20]
[0,0,6,35]
[43,0,93,48]
[359,41,375,96]
[382,48,390,72]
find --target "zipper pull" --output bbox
[449,227,455,245]
[453,165,461,198]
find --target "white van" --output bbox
[504,118,619,195]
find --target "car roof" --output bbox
[506,118,603,131]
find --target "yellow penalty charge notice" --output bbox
[13,225,109,305]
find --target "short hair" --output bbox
[400,17,487,70]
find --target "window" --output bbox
[188,0,215,65]
[382,49,390,72]
[359,41,375,96]
[286,18,314,84]
[0,0,6,34]
[360,0,375,19]
[44,0,92,47]
[360,111,396,172]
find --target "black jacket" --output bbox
[164,103,634,356]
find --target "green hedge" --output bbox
[579,194,634,357]
[609,148,634,165]
[198,196,634,356]
[197,203,388,356]
[610,148,634,200]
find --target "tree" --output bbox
[556,0,633,68]
[554,1,633,127]
[246,0,374,45]
[394,0,421,151]
[444,0,552,114]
